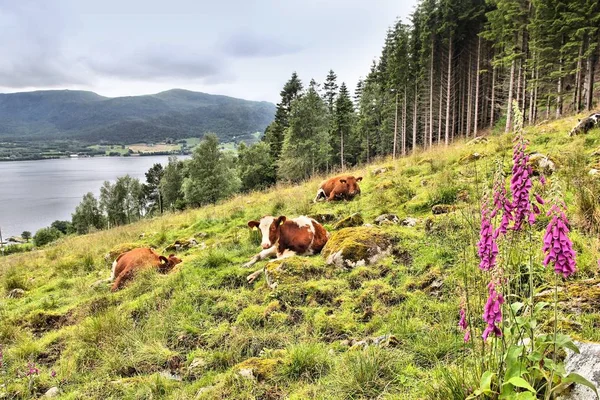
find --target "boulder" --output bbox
[432,204,455,215]
[374,214,400,225]
[372,166,394,175]
[333,213,364,230]
[589,169,599,176]
[44,387,60,398]
[341,334,400,350]
[186,357,207,379]
[401,217,418,227]
[235,357,282,381]
[322,227,393,269]
[466,136,488,145]
[528,152,556,175]
[7,288,25,298]
[560,341,600,400]
[308,213,336,223]
[165,238,199,252]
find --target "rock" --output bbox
[372,166,394,175]
[333,213,364,229]
[186,357,207,379]
[159,370,182,381]
[342,334,400,350]
[400,217,417,227]
[374,214,400,225]
[323,227,393,269]
[165,238,198,252]
[235,357,282,381]
[432,204,455,215]
[528,152,556,175]
[138,233,146,239]
[466,136,488,145]
[44,387,60,398]
[560,341,600,400]
[90,278,111,289]
[7,288,25,298]
[536,278,600,313]
[308,213,336,223]
[194,232,208,239]
[589,169,599,176]
[460,152,483,163]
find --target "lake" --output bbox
[0,156,187,240]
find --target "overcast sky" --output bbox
[0,0,418,103]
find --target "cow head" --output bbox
[339,176,362,198]
[248,215,286,249]
[158,254,182,273]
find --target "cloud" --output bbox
[219,31,303,58]
[0,1,90,88]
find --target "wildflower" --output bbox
[51,370,57,378]
[491,172,513,235]
[478,202,498,271]
[511,139,536,230]
[482,282,504,340]
[26,362,39,376]
[543,204,576,278]
[540,175,547,185]
[459,308,470,342]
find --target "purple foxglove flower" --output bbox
[511,138,535,230]
[543,205,576,278]
[482,283,504,340]
[478,203,498,271]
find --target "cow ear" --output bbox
[247,220,260,229]
[356,176,363,182]
[339,179,347,184]
[159,256,168,264]
[276,216,287,225]
[169,254,175,258]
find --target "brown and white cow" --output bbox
[244,215,329,283]
[314,175,362,202]
[110,248,182,291]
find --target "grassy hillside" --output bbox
[2,114,600,399]
[0,89,275,145]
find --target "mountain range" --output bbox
[0,89,276,144]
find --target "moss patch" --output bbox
[322,227,392,269]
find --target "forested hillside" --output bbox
[0,89,275,145]
[257,0,599,180]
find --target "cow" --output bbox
[110,248,182,291]
[243,215,329,284]
[569,112,600,136]
[314,175,362,202]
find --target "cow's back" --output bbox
[111,248,161,291]
[309,219,328,253]
[319,175,345,196]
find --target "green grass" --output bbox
[1,115,600,399]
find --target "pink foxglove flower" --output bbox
[482,282,504,340]
[478,202,499,271]
[511,140,536,230]
[543,204,576,278]
[459,307,470,342]
[491,174,513,236]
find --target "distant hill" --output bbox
[0,89,276,144]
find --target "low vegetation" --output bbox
[1,114,600,398]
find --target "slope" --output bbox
[1,114,600,399]
[0,89,276,144]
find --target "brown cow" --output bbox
[110,248,182,291]
[244,215,329,284]
[314,175,362,202]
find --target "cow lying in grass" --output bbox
[244,215,329,284]
[569,112,600,136]
[110,248,182,291]
[314,175,362,202]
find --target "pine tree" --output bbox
[334,82,355,169]
[278,80,329,181]
[323,70,339,114]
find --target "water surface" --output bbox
[0,156,185,240]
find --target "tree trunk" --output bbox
[438,68,443,144]
[445,36,453,146]
[584,35,597,112]
[474,36,481,136]
[393,91,398,160]
[429,43,434,148]
[459,60,465,138]
[533,66,539,123]
[490,65,496,129]
[574,40,584,112]
[340,129,344,171]
[505,59,516,133]
[402,87,407,156]
[528,55,535,125]
[546,95,550,120]
[556,36,564,119]
[466,48,473,138]
[412,82,418,153]
[516,58,522,112]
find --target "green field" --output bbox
[2,115,600,398]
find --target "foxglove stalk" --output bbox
[543,205,576,278]
[491,175,513,236]
[482,282,504,340]
[511,139,536,230]
[459,308,470,342]
[478,202,498,271]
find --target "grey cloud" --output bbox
[219,32,303,58]
[85,47,232,83]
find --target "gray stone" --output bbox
[560,341,600,400]
[159,370,182,381]
[7,288,25,299]
[374,214,400,225]
[238,368,256,380]
[44,387,60,398]
[401,217,418,227]
[333,213,364,230]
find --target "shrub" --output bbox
[33,227,62,247]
